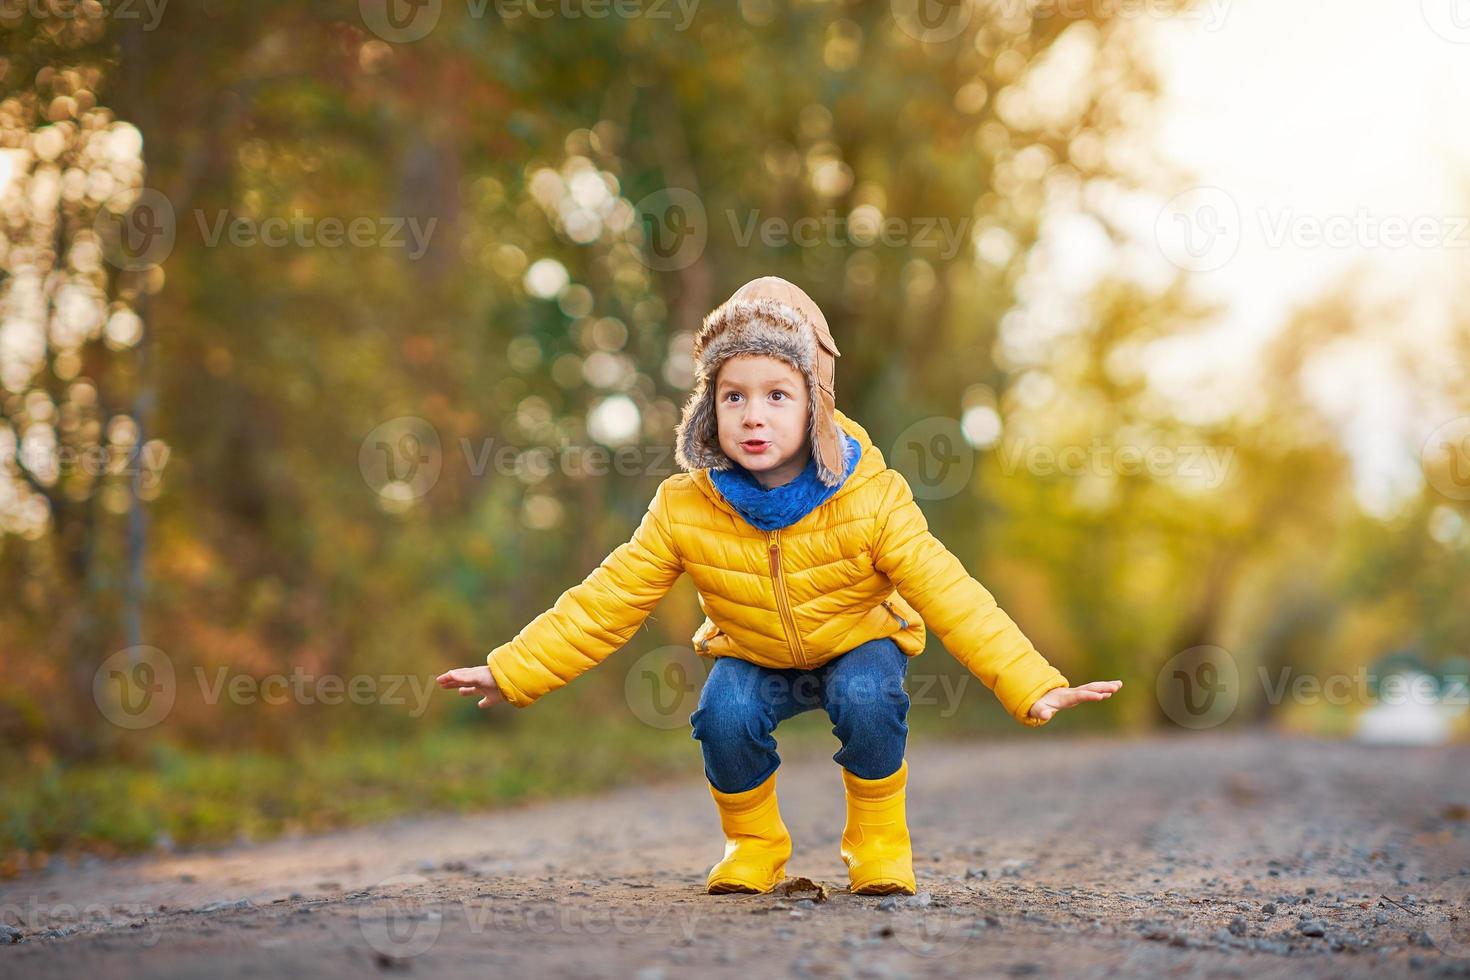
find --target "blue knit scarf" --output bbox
[710,429,862,531]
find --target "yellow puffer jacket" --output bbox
[486,409,1070,726]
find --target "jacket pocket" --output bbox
[692,616,723,655]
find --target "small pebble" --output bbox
[199,898,253,913]
[1297,918,1326,937]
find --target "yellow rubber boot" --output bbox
[840,759,918,895]
[705,770,792,894]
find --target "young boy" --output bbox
[437,276,1121,896]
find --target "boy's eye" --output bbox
[720,389,789,402]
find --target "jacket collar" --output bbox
[690,408,887,522]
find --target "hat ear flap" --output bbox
[674,380,733,473]
[811,386,845,487]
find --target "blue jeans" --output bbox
[689,637,911,794]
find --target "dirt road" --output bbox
[2,732,1468,978]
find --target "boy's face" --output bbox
[714,354,811,489]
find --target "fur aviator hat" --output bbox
[673,276,845,487]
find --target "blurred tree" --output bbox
[2,0,1462,771]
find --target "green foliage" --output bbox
[1,1,1465,859]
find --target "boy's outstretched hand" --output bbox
[436,666,506,708]
[1027,679,1122,723]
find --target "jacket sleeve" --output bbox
[486,478,685,708]
[871,469,1068,727]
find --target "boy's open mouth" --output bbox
[739,439,771,453]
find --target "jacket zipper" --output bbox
[767,529,807,668]
[881,599,910,630]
